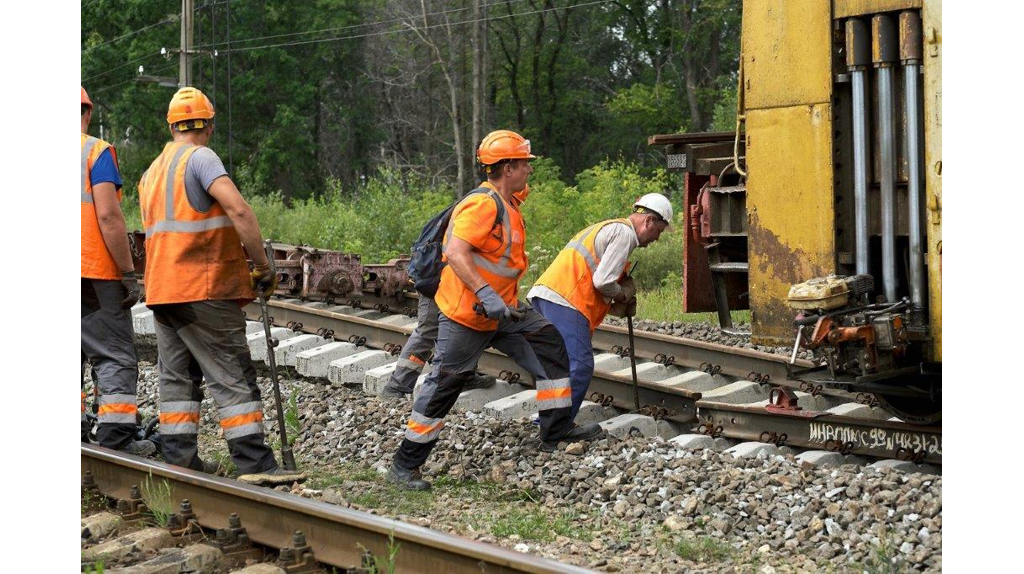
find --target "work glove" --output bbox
[617,276,637,303]
[250,262,278,298]
[608,297,638,318]
[120,271,144,308]
[475,285,512,320]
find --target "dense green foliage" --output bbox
[83,0,741,199]
[89,0,743,320]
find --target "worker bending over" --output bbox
[80,86,154,456]
[387,131,602,490]
[138,87,304,485]
[528,194,672,419]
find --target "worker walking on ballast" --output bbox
[138,87,304,485]
[80,86,155,457]
[380,184,532,399]
[387,131,603,491]
[528,194,672,420]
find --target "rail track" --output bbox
[81,444,590,573]
[209,297,941,467]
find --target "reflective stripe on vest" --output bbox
[140,141,254,305]
[82,134,123,280]
[442,188,518,278]
[533,218,633,332]
[81,136,99,203]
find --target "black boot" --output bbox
[386,463,431,491]
[540,423,604,453]
[462,372,496,391]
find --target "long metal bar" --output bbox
[902,11,926,315]
[245,300,700,424]
[82,445,585,573]
[697,401,941,464]
[258,241,297,471]
[852,70,871,275]
[874,15,899,302]
[847,18,872,276]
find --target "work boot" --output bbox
[540,423,604,453]
[199,459,226,476]
[462,372,496,391]
[380,385,411,399]
[386,463,431,491]
[237,466,307,486]
[121,439,157,457]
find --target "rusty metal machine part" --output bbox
[786,274,939,425]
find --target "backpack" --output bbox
[408,187,506,298]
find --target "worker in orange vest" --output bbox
[138,87,305,486]
[387,131,603,491]
[528,194,672,420]
[380,184,531,400]
[80,86,155,456]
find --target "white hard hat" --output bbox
[633,193,673,225]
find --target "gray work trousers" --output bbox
[385,296,440,394]
[394,307,574,470]
[81,278,139,449]
[151,300,277,475]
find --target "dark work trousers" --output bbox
[81,278,140,449]
[384,295,440,394]
[531,297,596,421]
[151,300,277,475]
[394,307,574,470]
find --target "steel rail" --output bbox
[244,299,700,424]
[696,401,941,464]
[82,444,590,573]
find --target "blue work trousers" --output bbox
[531,297,594,421]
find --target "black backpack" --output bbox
[408,187,505,298]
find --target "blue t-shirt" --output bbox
[90,148,123,190]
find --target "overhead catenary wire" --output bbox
[88,0,612,96]
[215,0,612,55]
[193,0,534,50]
[82,15,178,54]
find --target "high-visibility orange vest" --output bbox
[138,142,254,305]
[534,218,634,332]
[435,182,527,331]
[81,134,123,280]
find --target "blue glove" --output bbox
[475,285,509,320]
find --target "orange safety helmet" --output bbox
[81,86,93,110]
[166,87,215,125]
[477,130,536,165]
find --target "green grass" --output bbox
[140,473,175,527]
[635,284,751,325]
[481,508,594,542]
[674,535,735,562]
[284,387,301,445]
[359,531,401,574]
[854,529,906,574]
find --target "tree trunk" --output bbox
[472,0,483,151]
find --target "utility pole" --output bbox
[179,0,194,87]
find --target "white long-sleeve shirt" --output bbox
[527,221,639,311]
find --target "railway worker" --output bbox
[80,86,156,457]
[527,193,673,420]
[380,185,532,399]
[387,131,603,490]
[139,87,304,486]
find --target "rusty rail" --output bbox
[82,444,590,573]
